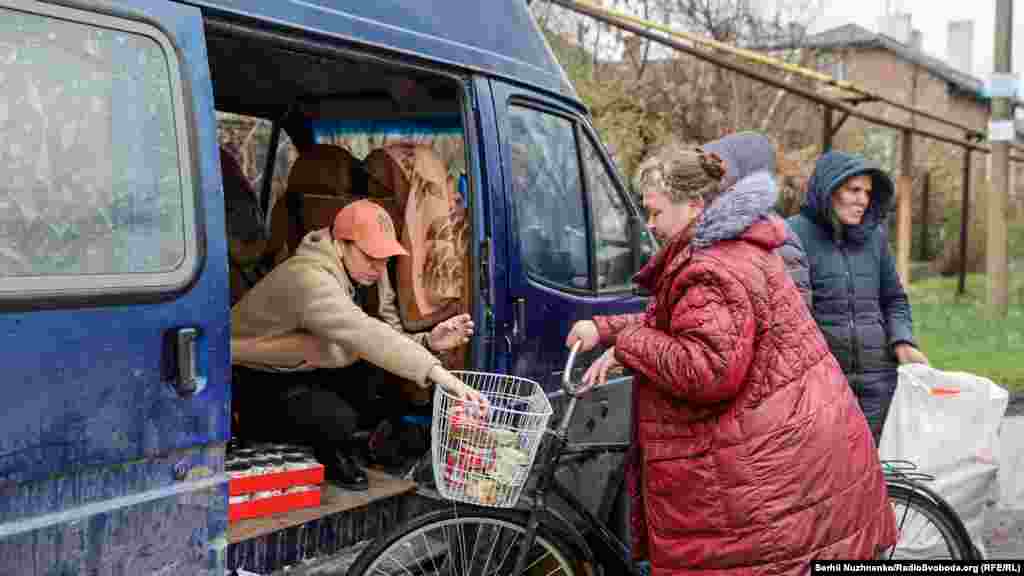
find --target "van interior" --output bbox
[209,19,474,552]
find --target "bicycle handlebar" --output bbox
[561,340,584,397]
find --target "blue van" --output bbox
[0,1,653,573]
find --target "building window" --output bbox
[817,53,847,81]
[863,127,898,174]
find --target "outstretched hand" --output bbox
[894,343,929,365]
[429,365,489,415]
[429,314,474,351]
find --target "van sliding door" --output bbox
[0,1,229,574]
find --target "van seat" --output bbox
[364,143,469,351]
[222,146,268,305]
[282,144,364,253]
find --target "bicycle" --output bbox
[347,344,978,575]
[879,460,979,560]
[347,342,639,575]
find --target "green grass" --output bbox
[907,271,1024,393]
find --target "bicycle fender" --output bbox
[888,481,980,561]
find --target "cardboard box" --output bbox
[229,488,322,523]
[228,464,325,523]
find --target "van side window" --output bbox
[507,106,589,290]
[217,113,298,218]
[580,134,633,292]
[0,6,195,294]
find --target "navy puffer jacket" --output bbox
[786,152,915,433]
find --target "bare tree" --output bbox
[532,0,825,181]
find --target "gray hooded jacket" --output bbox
[786,151,915,384]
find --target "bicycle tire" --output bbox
[884,483,974,560]
[346,506,583,576]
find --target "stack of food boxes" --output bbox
[226,443,325,523]
[443,402,533,507]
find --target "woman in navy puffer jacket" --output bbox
[787,151,929,445]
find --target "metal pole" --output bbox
[551,0,998,142]
[822,107,833,153]
[896,129,913,285]
[987,0,1012,317]
[958,150,971,296]
[919,171,930,261]
[544,0,992,154]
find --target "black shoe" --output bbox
[367,419,394,465]
[404,453,436,487]
[320,450,369,491]
[370,419,429,471]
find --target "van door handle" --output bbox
[174,327,206,398]
[511,298,527,345]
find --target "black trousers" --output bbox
[847,371,898,447]
[232,362,395,454]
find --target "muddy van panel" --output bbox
[0,0,230,573]
[0,1,651,573]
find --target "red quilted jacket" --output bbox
[594,215,897,575]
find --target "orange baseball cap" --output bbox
[332,199,408,259]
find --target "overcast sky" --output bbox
[806,0,1022,78]
[540,0,1021,81]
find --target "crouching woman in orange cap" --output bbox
[231,199,483,490]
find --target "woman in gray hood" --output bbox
[699,131,811,308]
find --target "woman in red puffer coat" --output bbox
[566,140,896,575]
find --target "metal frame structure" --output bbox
[544,0,1023,294]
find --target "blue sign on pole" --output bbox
[984,73,1020,99]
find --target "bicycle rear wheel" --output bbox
[883,483,974,560]
[347,506,581,576]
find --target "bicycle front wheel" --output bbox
[883,483,975,560]
[347,506,581,576]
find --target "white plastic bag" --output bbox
[878,364,1009,559]
[999,417,1024,509]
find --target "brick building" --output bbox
[783,20,1023,266]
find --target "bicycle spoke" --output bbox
[350,513,578,576]
[457,516,469,576]
[407,538,429,576]
[469,515,484,575]
[495,531,521,575]
[381,549,417,576]
[887,494,914,560]
[520,548,555,575]
[424,531,441,576]
[545,565,567,576]
[440,524,456,573]
[478,524,503,576]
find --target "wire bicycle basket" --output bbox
[432,371,553,508]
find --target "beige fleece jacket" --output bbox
[230,228,440,386]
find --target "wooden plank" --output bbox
[896,174,913,286]
[896,128,914,287]
[919,171,930,261]
[228,468,416,544]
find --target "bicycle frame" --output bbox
[509,342,643,576]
